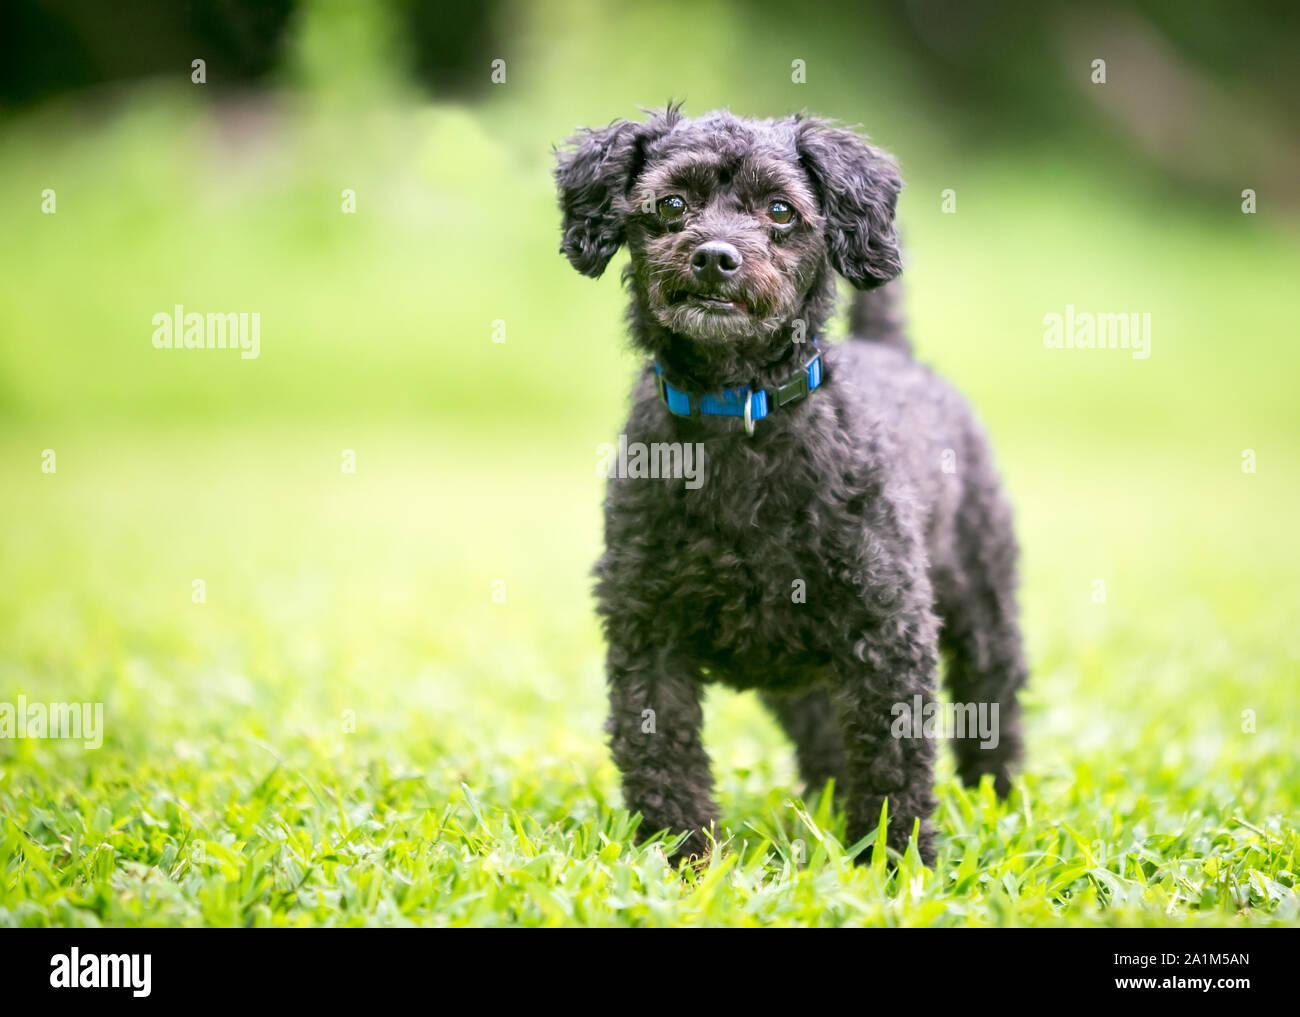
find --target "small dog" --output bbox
[555,106,1027,865]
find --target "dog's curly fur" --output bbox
[555,106,1027,865]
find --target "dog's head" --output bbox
[554,106,902,346]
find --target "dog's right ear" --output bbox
[554,119,655,278]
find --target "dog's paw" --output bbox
[959,765,1015,801]
[664,827,716,871]
[854,820,937,868]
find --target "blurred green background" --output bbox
[1,0,1297,925]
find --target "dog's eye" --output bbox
[656,195,687,220]
[767,199,795,225]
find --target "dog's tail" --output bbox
[847,280,911,355]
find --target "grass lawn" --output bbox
[2,429,1297,927]
[1,99,1297,927]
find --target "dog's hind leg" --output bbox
[760,686,846,797]
[938,482,1028,799]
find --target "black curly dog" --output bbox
[555,106,1027,865]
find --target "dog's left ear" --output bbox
[555,118,660,278]
[795,119,903,289]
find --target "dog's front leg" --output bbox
[834,615,940,866]
[606,644,718,864]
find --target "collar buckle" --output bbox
[777,346,823,408]
[774,370,809,407]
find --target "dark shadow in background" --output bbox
[0,0,506,106]
[2,0,1296,201]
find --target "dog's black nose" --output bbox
[690,241,742,284]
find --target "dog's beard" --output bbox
[654,300,765,343]
[644,262,799,345]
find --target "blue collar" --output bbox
[654,341,824,435]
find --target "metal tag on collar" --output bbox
[743,389,755,436]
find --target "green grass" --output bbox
[1,57,1298,925]
[1,429,1297,926]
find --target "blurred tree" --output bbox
[396,0,504,99]
[748,0,1300,200]
[0,0,296,106]
[2,0,1294,198]
[0,0,506,109]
